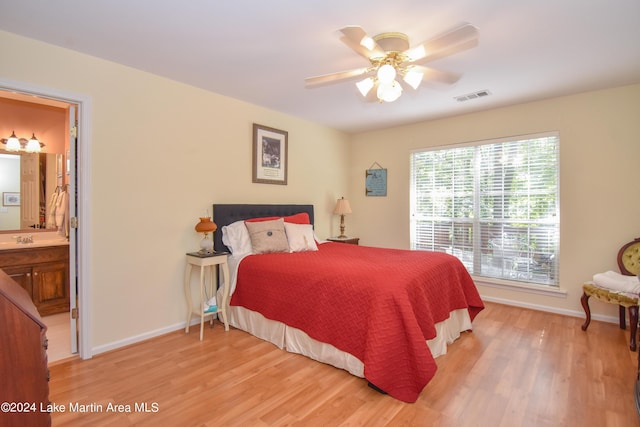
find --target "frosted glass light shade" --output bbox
[377,64,397,84]
[377,80,402,102]
[403,69,424,90]
[356,77,375,97]
[5,131,20,151]
[25,133,41,153]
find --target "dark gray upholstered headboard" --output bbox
[212,204,314,253]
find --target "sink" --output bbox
[0,234,69,250]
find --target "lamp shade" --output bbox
[5,131,20,151]
[356,77,375,97]
[195,217,217,234]
[333,197,352,215]
[377,80,402,103]
[25,133,41,153]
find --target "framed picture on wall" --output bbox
[3,192,20,206]
[252,123,288,185]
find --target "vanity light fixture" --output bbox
[1,131,45,152]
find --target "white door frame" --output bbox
[0,77,93,359]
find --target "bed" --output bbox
[212,203,484,403]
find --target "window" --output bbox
[410,133,559,286]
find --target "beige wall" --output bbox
[2,27,638,352]
[0,97,67,154]
[349,83,640,319]
[0,30,350,350]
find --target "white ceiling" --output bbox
[1,0,639,134]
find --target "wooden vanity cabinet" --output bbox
[0,269,51,427]
[0,245,69,316]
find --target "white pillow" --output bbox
[284,222,318,252]
[221,220,252,255]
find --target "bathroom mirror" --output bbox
[0,151,64,232]
[0,89,71,234]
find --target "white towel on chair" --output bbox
[593,270,640,294]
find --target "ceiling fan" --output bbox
[305,23,479,103]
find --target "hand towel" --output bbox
[593,270,640,294]
[46,192,59,229]
[55,190,67,228]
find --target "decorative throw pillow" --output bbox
[284,222,318,252]
[245,218,290,254]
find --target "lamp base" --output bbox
[338,214,348,239]
[199,233,214,254]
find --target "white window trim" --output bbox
[472,276,567,298]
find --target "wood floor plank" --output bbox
[46,302,640,426]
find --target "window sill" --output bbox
[471,276,567,298]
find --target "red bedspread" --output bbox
[230,242,484,402]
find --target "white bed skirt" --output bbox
[227,305,472,378]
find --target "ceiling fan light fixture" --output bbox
[377,80,402,103]
[403,69,424,90]
[377,64,397,85]
[356,77,375,97]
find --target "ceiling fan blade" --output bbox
[339,26,386,59]
[411,66,462,85]
[305,67,370,88]
[406,23,479,63]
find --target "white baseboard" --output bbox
[92,297,622,357]
[91,317,215,356]
[480,294,619,325]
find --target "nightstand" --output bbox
[327,237,360,245]
[184,252,230,340]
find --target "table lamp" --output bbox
[333,197,352,238]
[195,213,217,254]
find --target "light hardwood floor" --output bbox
[43,312,74,363]
[48,302,640,426]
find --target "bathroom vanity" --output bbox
[0,241,69,317]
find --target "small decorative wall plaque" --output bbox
[365,162,387,197]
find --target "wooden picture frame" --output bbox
[3,192,20,206]
[252,123,288,185]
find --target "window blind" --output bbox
[410,133,559,286]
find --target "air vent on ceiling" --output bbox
[454,90,491,102]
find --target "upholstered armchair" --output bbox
[581,237,640,351]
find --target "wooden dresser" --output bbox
[0,269,51,427]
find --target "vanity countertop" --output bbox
[0,232,69,250]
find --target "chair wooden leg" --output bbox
[581,292,591,331]
[620,305,627,329]
[630,305,639,352]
